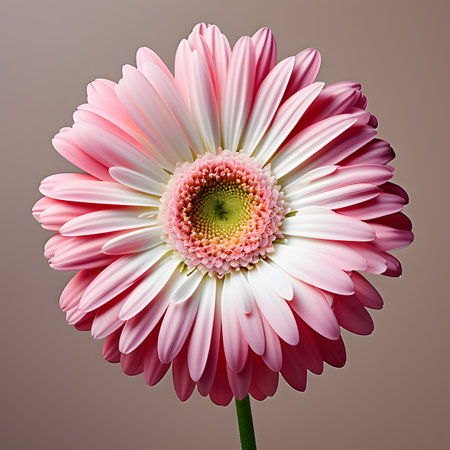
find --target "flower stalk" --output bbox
[235,395,257,450]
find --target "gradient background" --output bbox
[2,0,449,449]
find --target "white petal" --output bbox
[255,259,293,300]
[172,270,206,304]
[109,166,166,196]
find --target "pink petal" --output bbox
[172,346,195,402]
[284,48,321,99]
[226,354,253,400]
[251,27,277,89]
[333,295,374,335]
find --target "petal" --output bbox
[269,243,354,295]
[271,114,358,179]
[333,295,374,335]
[247,268,299,345]
[79,246,168,312]
[157,291,201,363]
[60,208,155,236]
[188,50,220,152]
[251,27,277,89]
[289,277,340,339]
[109,166,166,196]
[101,227,163,255]
[119,255,181,321]
[255,258,293,300]
[188,277,217,382]
[240,57,294,154]
[221,36,256,151]
[251,82,324,163]
[221,284,249,373]
[284,48,321,99]
[116,65,192,167]
[49,179,160,207]
[282,206,375,241]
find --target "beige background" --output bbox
[1,0,449,449]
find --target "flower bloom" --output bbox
[33,23,413,405]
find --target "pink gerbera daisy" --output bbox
[33,23,413,408]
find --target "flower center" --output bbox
[189,181,251,241]
[159,150,287,276]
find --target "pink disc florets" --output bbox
[159,150,287,276]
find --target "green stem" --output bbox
[234,395,257,450]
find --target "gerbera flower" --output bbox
[33,23,413,407]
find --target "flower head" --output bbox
[33,23,413,405]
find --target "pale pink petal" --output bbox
[91,294,127,339]
[221,36,256,150]
[102,227,163,255]
[255,258,293,300]
[79,246,168,312]
[136,46,173,79]
[221,289,249,373]
[119,255,181,321]
[49,179,159,207]
[187,50,220,152]
[282,206,375,241]
[116,65,192,167]
[157,293,200,363]
[60,208,155,236]
[188,277,217,382]
[269,244,354,295]
[52,133,112,181]
[108,166,166,196]
[59,269,102,312]
[140,61,203,154]
[247,268,299,345]
[271,115,358,179]
[240,57,295,154]
[259,314,282,372]
[251,82,324,163]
